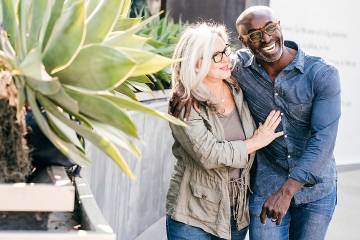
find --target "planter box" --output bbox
[0,167,115,240]
[0,166,74,212]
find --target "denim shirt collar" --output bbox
[243,40,305,74]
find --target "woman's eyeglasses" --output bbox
[241,21,280,43]
[212,44,231,63]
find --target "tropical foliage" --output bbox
[0,0,185,180]
[134,8,185,90]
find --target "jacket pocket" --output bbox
[188,182,221,223]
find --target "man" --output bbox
[233,6,340,239]
[170,6,341,240]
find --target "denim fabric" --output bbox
[232,41,341,204]
[166,215,248,240]
[249,188,337,240]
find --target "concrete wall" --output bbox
[84,92,176,240]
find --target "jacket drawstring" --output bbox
[230,154,254,230]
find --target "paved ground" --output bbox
[327,167,360,240]
[136,168,360,240]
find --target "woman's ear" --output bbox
[195,59,202,73]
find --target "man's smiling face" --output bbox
[239,13,284,63]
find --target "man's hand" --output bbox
[168,89,193,120]
[260,178,303,225]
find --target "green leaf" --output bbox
[17,0,28,57]
[38,95,135,179]
[116,83,137,100]
[56,45,136,90]
[43,0,86,74]
[127,75,153,84]
[110,12,161,41]
[84,0,123,44]
[47,87,79,114]
[114,17,142,31]
[41,0,64,50]
[1,0,17,50]
[65,87,139,138]
[27,87,90,167]
[101,92,187,127]
[25,77,61,96]
[46,111,84,149]
[146,38,166,48]
[119,0,131,17]
[117,47,179,77]
[104,31,149,49]
[27,0,48,51]
[150,74,165,91]
[128,81,152,93]
[20,48,61,95]
[89,120,141,158]
[85,0,101,17]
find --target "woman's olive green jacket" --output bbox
[167,84,256,239]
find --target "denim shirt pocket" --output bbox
[286,102,312,126]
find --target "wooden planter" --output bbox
[0,166,115,240]
[0,167,74,212]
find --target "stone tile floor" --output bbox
[136,167,360,240]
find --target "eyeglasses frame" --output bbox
[212,44,231,63]
[239,21,280,43]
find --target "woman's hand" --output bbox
[245,110,284,154]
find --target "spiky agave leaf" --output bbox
[0,0,185,179]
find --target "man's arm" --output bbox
[260,65,341,224]
[288,65,341,184]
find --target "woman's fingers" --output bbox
[271,115,282,130]
[268,110,281,127]
[274,131,284,138]
[263,110,276,127]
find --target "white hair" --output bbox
[171,22,229,104]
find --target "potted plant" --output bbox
[0,0,185,236]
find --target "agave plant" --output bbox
[0,0,185,181]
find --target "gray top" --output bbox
[218,108,245,141]
[218,108,246,180]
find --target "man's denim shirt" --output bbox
[232,41,341,204]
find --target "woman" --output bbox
[166,23,283,239]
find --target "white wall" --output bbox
[270,0,360,165]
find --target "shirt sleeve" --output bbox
[289,65,341,185]
[169,109,249,170]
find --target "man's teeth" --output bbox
[263,43,276,51]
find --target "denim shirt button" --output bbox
[284,134,288,138]
[281,112,284,116]
[287,155,291,158]
[275,92,279,96]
